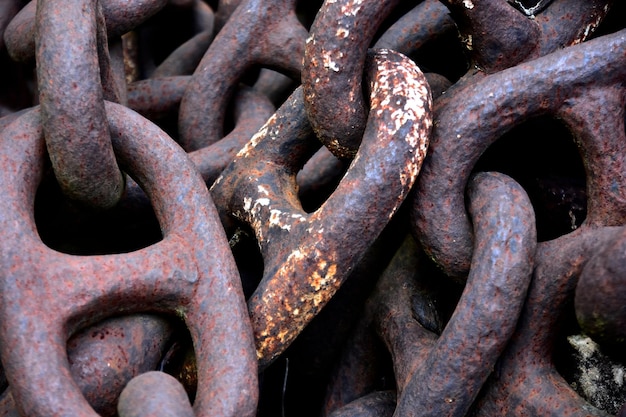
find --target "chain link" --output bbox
[0,0,625,416]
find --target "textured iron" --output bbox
[0,1,625,415]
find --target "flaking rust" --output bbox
[212,49,432,370]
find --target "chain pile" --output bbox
[0,0,625,416]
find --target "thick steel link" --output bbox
[178,0,307,151]
[394,172,536,417]
[0,0,20,52]
[4,0,168,62]
[0,314,173,417]
[127,77,275,186]
[574,227,626,354]
[411,29,626,277]
[36,0,126,208]
[211,48,432,369]
[440,0,612,73]
[472,226,623,417]
[117,371,195,417]
[373,0,455,57]
[0,0,625,415]
[301,0,404,158]
[0,103,257,417]
[323,171,536,417]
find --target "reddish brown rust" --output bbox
[1,1,626,415]
[411,29,626,278]
[118,371,195,417]
[301,0,401,158]
[213,0,243,32]
[373,0,455,57]
[0,0,20,51]
[135,0,215,79]
[36,0,125,208]
[0,103,257,417]
[0,315,173,417]
[178,0,307,151]
[575,227,626,353]
[150,30,215,78]
[4,0,168,62]
[394,172,536,417]
[127,78,275,187]
[324,172,536,417]
[328,391,395,417]
[472,227,622,417]
[211,49,432,369]
[441,0,612,73]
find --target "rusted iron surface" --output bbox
[0,315,173,417]
[118,371,195,417]
[0,104,257,416]
[178,0,307,151]
[472,227,622,417]
[211,48,432,369]
[323,171,536,416]
[4,0,168,62]
[411,29,626,278]
[575,227,626,354]
[35,0,125,208]
[301,0,402,158]
[0,1,625,416]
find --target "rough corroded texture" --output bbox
[472,227,621,417]
[1,1,626,415]
[178,0,307,151]
[150,30,215,78]
[575,227,626,352]
[442,0,612,73]
[118,371,195,417]
[211,49,432,369]
[189,86,276,186]
[35,0,125,208]
[0,103,257,417]
[0,315,173,417]
[395,172,536,417]
[373,0,455,56]
[4,0,168,62]
[411,29,626,278]
[0,0,20,51]
[327,391,395,417]
[301,0,401,158]
[127,78,275,187]
[323,172,536,417]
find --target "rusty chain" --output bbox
[0,0,625,416]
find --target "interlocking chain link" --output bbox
[0,1,625,416]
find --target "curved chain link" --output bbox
[0,0,625,416]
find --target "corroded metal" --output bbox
[323,172,536,417]
[301,0,401,158]
[0,104,257,416]
[178,0,307,151]
[472,227,622,417]
[0,0,625,415]
[575,227,626,353]
[118,371,195,417]
[4,0,168,62]
[36,0,125,208]
[211,48,432,369]
[0,314,173,417]
[411,29,626,277]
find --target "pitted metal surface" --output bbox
[0,1,625,416]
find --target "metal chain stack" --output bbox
[0,0,625,416]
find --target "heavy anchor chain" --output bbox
[0,104,258,417]
[211,48,432,369]
[0,0,625,416]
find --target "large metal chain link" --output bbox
[0,0,625,416]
